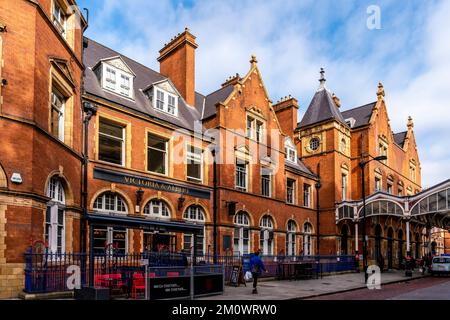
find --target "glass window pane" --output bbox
[438,191,446,211]
[99,119,123,139]
[99,135,123,165]
[148,134,167,151]
[148,148,166,173]
[429,194,437,212]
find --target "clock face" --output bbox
[309,137,320,151]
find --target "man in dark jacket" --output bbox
[249,249,266,294]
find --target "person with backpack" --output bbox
[249,249,267,294]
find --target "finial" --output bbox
[185,27,190,32]
[407,116,414,129]
[377,81,385,99]
[318,68,326,90]
[250,54,258,66]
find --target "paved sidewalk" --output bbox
[200,270,426,300]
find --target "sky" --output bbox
[76,0,450,188]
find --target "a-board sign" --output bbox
[228,265,246,287]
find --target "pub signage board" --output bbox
[93,168,211,199]
[149,276,191,300]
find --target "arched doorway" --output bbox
[341,224,349,255]
[387,228,394,269]
[374,225,382,264]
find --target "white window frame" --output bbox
[186,146,203,183]
[52,0,67,38]
[152,89,178,116]
[341,174,348,201]
[303,184,311,208]
[51,88,65,142]
[286,221,297,256]
[287,178,296,204]
[46,177,66,254]
[98,118,126,166]
[261,168,272,197]
[183,206,206,255]
[143,200,171,219]
[147,134,168,175]
[375,177,382,192]
[235,158,248,192]
[246,116,264,142]
[102,64,134,99]
[93,192,128,214]
[93,227,128,255]
[234,212,250,256]
[260,216,274,255]
[303,223,313,256]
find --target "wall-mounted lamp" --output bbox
[1,79,7,86]
[0,23,7,33]
[178,195,186,210]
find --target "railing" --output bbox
[24,249,356,294]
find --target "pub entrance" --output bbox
[143,232,176,252]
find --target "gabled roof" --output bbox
[341,102,376,128]
[83,37,204,132]
[297,88,347,129]
[393,131,407,148]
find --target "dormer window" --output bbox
[345,117,356,128]
[152,89,178,116]
[285,138,297,164]
[95,57,135,100]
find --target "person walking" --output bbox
[249,249,267,294]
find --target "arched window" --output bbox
[260,215,274,255]
[286,220,297,256]
[340,138,347,153]
[183,205,205,255]
[46,177,66,253]
[143,199,170,218]
[234,212,250,255]
[303,223,313,256]
[94,192,128,214]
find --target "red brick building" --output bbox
[0,0,436,299]
[0,0,86,298]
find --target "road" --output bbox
[307,276,450,300]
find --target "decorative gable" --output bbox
[100,56,135,76]
[50,57,76,87]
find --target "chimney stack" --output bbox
[273,95,299,137]
[158,28,198,106]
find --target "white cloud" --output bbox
[81,0,450,186]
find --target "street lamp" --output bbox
[360,155,387,284]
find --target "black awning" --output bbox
[87,213,203,234]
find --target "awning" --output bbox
[87,213,203,234]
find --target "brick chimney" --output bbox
[273,95,299,137]
[158,28,198,106]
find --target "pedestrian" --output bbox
[249,249,267,294]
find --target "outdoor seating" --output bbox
[167,271,179,277]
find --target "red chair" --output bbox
[94,274,107,287]
[167,272,179,278]
[131,274,145,299]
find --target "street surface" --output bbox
[308,276,450,300]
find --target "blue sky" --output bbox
[77,0,450,187]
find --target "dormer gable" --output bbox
[93,56,135,100]
[144,79,181,117]
[284,137,297,164]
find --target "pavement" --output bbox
[200,270,427,300]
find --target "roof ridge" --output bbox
[394,131,407,135]
[85,37,166,80]
[342,101,377,113]
[206,83,234,98]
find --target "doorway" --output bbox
[374,225,382,263]
[341,224,349,255]
[143,232,176,252]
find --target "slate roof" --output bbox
[393,131,407,148]
[285,160,316,178]
[202,85,235,120]
[84,38,211,132]
[297,88,347,129]
[341,102,376,128]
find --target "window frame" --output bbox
[52,0,67,38]
[303,184,312,208]
[101,63,134,99]
[147,133,169,175]
[45,177,66,254]
[341,173,348,201]
[286,220,297,256]
[186,145,203,183]
[287,178,296,204]
[234,212,250,256]
[93,192,128,215]
[143,200,171,219]
[50,87,66,142]
[153,88,178,116]
[98,117,126,166]
[235,158,248,192]
[261,167,272,197]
